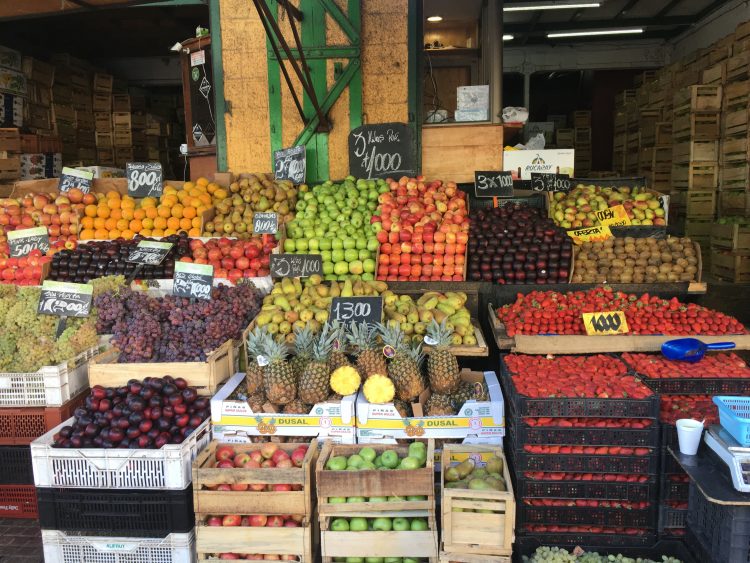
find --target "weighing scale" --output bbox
[705,425,750,492]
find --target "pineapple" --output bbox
[426,320,460,394]
[393,399,411,418]
[248,391,267,412]
[362,373,395,404]
[283,399,310,414]
[298,324,337,404]
[290,326,315,381]
[327,322,351,372]
[263,338,296,405]
[330,366,361,396]
[425,392,456,416]
[451,379,488,410]
[245,327,272,396]
[347,322,387,379]
[380,323,427,401]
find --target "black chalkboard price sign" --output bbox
[273,145,306,184]
[173,261,213,300]
[253,212,278,235]
[127,241,174,266]
[474,171,514,198]
[58,167,93,194]
[349,123,416,180]
[530,172,572,193]
[127,162,163,198]
[330,296,383,326]
[269,254,322,278]
[38,281,93,318]
[8,226,50,257]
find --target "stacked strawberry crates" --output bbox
[500,354,661,551]
[622,352,750,540]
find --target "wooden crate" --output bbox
[92,93,111,113]
[92,73,112,93]
[673,112,721,141]
[196,521,315,562]
[574,128,591,145]
[0,128,20,153]
[556,128,574,146]
[719,188,750,216]
[651,145,672,172]
[441,444,515,558]
[112,112,132,130]
[74,110,94,131]
[711,250,750,283]
[88,336,235,396]
[94,112,112,132]
[702,61,727,85]
[440,553,510,563]
[673,85,722,113]
[720,162,749,191]
[0,157,19,181]
[573,111,591,128]
[672,140,718,163]
[724,80,749,110]
[685,219,713,250]
[113,130,132,147]
[646,169,671,191]
[655,122,672,145]
[724,107,749,138]
[672,162,718,190]
[727,51,750,83]
[711,223,750,253]
[639,146,654,171]
[721,137,749,164]
[192,440,316,517]
[114,147,134,167]
[94,132,113,148]
[317,440,435,501]
[686,191,717,218]
[112,94,131,113]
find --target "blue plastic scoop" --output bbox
[661,338,735,363]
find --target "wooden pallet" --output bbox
[672,140,718,164]
[673,85,722,113]
[673,112,720,141]
[671,162,718,190]
[441,444,514,558]
[711,250,750,283]
[711,223,750,253]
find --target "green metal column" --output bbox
[208,0,228,171]
[408,0,423,173]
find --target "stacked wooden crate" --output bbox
[22,58,53,136]
[711,220,750,283]
[0,128,21,183]
[53,55,95,166]
[612,90,635,174]
[573,110,592,175]
[93,73,114,165]
[112,90,149,167]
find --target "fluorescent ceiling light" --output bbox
[427,15,443,22]
[505,2,600,11]
[548,28,644,38]
[503,35,514,41]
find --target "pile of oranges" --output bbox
[78,178,222,240]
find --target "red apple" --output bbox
[216,445,236,461]
[222,514,242,526]
[248,514,267,527]
[219,554,241,560]
[261,459,275,468]
[234,453,251,467]
[217,460,235,469]
[283,519,300,527]
[275,459,293,468]
[271,449,290,465]
[217,484,232,491]
[266,515,284,527]
[249,450,263,464]
[231,483,249,491]
[207,516,223,526]
[260,443,278,459]
[272,484,292,492]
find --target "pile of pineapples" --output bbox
[244,319,487,417]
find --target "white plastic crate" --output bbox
[42,529,195,563]
[31,417,210,490]
[0,345,100,408]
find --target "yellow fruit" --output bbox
[329,366,361,396]
[363,374,396,404]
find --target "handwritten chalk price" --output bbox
[37,281,93,318]
[127,241,173,266]
[8,227,49,257]
[530,172,571,193]
[269,254,322,278]
[253,212,278,234]
[58,167,93,194]
[329,296,383,325]
[474,171,514,198]
[127,162,163,198]
[582,311,629,335]
[173,262,213,300]
[273,145,306,184]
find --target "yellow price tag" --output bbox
[597,204,632,228]
[582,311,629,335]
[567,224,612,245]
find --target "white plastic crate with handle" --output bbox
[0,345,100,407]
[42,529,195,563]
[31,417,210,489]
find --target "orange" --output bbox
[106,198,121,210]
[106,190,120,198]
[161,195,177,208]
[133,208,146,220]
[157,206,172,219]
[171,204,184,219]
[152,228,165,236]
[84,205,98,218]
[199,193,212,206]
[129,219,142,232]
[142,218,154,230]
[81,216,95,230]
[108,229,121,239]
[179,217,192,231]
[94,228,109,239]
[104,218,117,231]
[164,228,177,236]
[167,217,180,231]
[93,217,106,230]
[153,217,167,230]
[110,208,122,220]
[140,228,152,236]
[145,207,158,219]
[121,229,135,240]
[121,196,135,208]
[141,197,157,208]
[183,206,197,219]
[80,228,95,239]
[116,219,129,231]
[196,177,209,187]
[121,208,134,221]
[97,206,111,219]
[188,227,201,237]
[191,217,202,229]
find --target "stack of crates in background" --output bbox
[0,446,36,519]
[22,57,53,136]
[93,72,113,165]
[612,90,635,173]
[711,219,750,282]
[48,57,77,166]
[573,110,592,175]
[0,46,24,130]
[0,127,21,184]
[19,131,62,180]
[53,54,95,165]
[635,108,664,186]
[501,355,660,553]
[647,122,673,193]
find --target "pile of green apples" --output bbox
[329,515,429,533]
[325,442,427,472]
[283,177,387,280]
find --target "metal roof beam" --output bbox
[504,15,693,33]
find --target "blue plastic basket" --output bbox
[713,396,750,447]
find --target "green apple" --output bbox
[343,237,356,250]
[349,260,364,275]
[410,518,428,531]
[344,248,359,262]
[328,497,347,504]
[372,517,392,531]
[365,558,384,563]
[331,249,345,263]
[403,558,420,563]
[322,261,334,275]
[319,238,332,250]
[406,495,426,501]
[384,558,402,563]
[388,495,405,502]
[308,238,319,251]
[334,262,350,276]
[346,558,364,563]
[374,455,383,468]
[349,517,368,531]
[283,239,296,252]
[321,250,332,263]
[332,238,343,250]
[296,239,309,251]
[362,272,374,281]
[347,454,364,468]
[368,496,388,503]
[359,447,376,462]
[359,460,376,470]
[358,249,370,261]
[331,518,350,531]
[398,456,421,470]
[392,517,410,531]
[347,496,366,503]
[381,450,399,469]
[408,442,426,462]
[326,456,348,471]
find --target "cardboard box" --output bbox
[75,165,124,178]
[0,67,26,97]
[356,370,505,444]
[503,148,575,179]
[211,372,356,443]
[21,57,53,88]
[0,46,22,71]
[19,153,61,180]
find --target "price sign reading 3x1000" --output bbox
[474,171,514,198]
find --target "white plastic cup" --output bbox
[676,418,704,455]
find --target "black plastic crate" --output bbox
[659,503,687,532]
[509,416,659,447]
[512,447,659,475]
[516,536,697,563]
[661,423,678,451]
[516,531,657,550]
[517,475,658,503]
[0,446,33,484]
[686,481,750,563]
[660,474,690,502]
[37,485,194,537]
[685,525,713,563]
[519,504,657,528]
[500,356,660,418]
[661,446,684,475]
